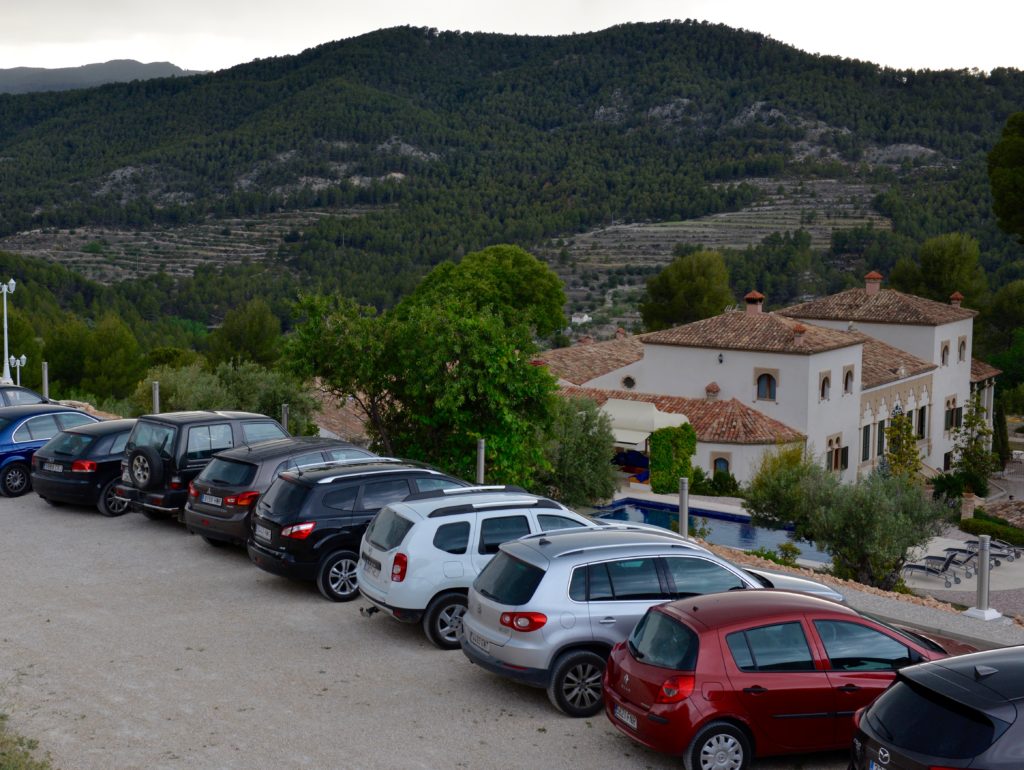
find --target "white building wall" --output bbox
[802,345,864,483]
[698,442,782,485]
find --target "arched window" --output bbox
[820,377,831,401]
[958,340,967,362]
[941,344,950,366]
[844,370,854,394]
[756,373,776,401]
[713,457,730,474]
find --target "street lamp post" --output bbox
[8,355,26,386]
[0,278,16,385]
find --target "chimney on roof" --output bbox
[865,271,883,296]
[576,335,594,345]
[949,291,964,308]
[744,290,765,314]
[793,323,807,346]
[615,327,627,339]
[705,382,720,400]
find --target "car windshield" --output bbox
[40,431,95,457]
[127,421,176,458]
[365,507,414,551]
[474,551,545,605]
[198,457,257,486]
[865,680,1007,758]
[628,609,699,671]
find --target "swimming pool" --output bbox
[597,499,831,563]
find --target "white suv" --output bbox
[356,486,596,648]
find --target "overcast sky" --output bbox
[1,0,1021,73]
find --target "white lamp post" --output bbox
[0,278,15,385]
[8,355,26,386]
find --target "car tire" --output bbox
[127,447,164,491]
[683,721,751,770]
[422,592,467,649]
[201,535,227,548]
[97,478,129,517]
[316,551,360,602]
[0,462,31,497]
[546,650,606,717]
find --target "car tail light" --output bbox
[71,459,97,472]
[281,522,316,539]
[499,612,547,632]
[655,674,695,704]
[168,475,184,490]
[188,482,199,498]
[852,707,862,730]
[226,491,260,508]
[391,553,408,582]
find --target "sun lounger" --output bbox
[964,539,1020,563]
[901,551,964,588]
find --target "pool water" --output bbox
[597,500,831,563]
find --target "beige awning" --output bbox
[602,398,688,450]
[611,427,651,449]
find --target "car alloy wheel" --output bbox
[547,650,606,717]
[316,551,360,602]
[99,478,129,517]
[423,592,467,649]
[1,462,30,497]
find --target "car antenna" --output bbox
[974,665,999,680]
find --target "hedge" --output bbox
[959,517,1024,547]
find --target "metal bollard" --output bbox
[476,439,485,485]
[977,535,991,612]
[679,477,689,539]
[42,361,49,400]
[152,381,160,414]
[281,403,289,433]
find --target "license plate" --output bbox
[254,524,272,542]
[469,631,489,652]
[361,551,381,578]
[614,704,637,730]
[200,493,223,506]
[43,463,63,472]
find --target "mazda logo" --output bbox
[877,748,890,765]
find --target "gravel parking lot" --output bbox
[0,494,847,770]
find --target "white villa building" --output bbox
[537,272,999,484]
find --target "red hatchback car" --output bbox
[603,591,954,770]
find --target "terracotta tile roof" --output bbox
[643,311,861,355]
[561,385,804,445]
[778,288,976,326]
[535,335,646,385]
[971,358,1002,383]
[856,335,936,389]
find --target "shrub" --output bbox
[536,396,617,508]
[648,423,697,494]
[960,518,1024,547]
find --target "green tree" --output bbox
[896,233,988,307]
[536,396,617,507]
[214,361,318,435]
[42,316,91,394]
[80,313,145,399]
[884,410,921,479]
[992,397,1011,469]
[951,391,999,495]
[406,244,566,338]
[648,423,698,495]
[5,308,44,390]
[641,250,734,331]
[206,298,281,367]
[988,280,1024,350]
[988,111,1024,242]
[744,444,819,541]
[128,363,229,414]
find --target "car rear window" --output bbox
[128,421,176,458]
[865,680,1006,758]
[42,432,95,457]
[198,458,258,486]
[259,478,311,519]
[474,551,545,606]
[628,610,698,671]
[366,507,415,551]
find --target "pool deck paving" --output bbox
[612,486,1024,652]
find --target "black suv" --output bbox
[248,460,467,601]
[183,436,376,547]
[117,411,288,521]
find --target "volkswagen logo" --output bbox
[877,747,890,765]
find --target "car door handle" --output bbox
[598,617,616,625]
[836,684,861,693]
[743,686,768,694]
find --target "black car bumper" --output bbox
[30,472,101,506]
[183,503,249,545]
[459,633,549,688]
[116,484,187,516]
[247,538,318,581]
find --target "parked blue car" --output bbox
[0,404,99,497]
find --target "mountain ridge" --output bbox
[0,59,206,94]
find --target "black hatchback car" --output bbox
[851,645,1024,769]
[31,418,137,516]
[117,410,289,521]
[248,460,467,601]
[183,436,376,547]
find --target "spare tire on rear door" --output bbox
[128,446,164,490]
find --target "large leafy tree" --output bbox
[988,111,1024,243]
[80,313,145,399]
[641,250,734,331]
[884,411,921,479]
[206,298,281,367]
[890,233,988,307]
[951,391,1000,496]
[536,396,617,507]
[988,280,1024,350]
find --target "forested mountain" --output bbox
[0,60,204,94]
[0,21,1022,324]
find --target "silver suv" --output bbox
[356,486,596,649]
[460,527,845,717]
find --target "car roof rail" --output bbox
[426,497,563,518]
[293,456,403,477]
[403,484,528,502]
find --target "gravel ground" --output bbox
[0,493,857,770]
